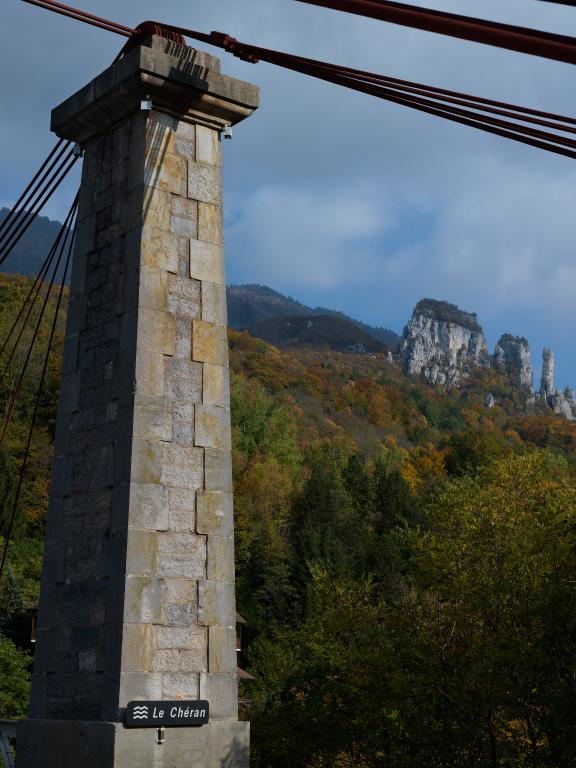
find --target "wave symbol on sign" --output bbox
[132,706,149,719]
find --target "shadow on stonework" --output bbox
[142,118,170,223]
[220,735,250,768]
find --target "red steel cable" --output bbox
[0,204,76,580]
[0,139,66,240]
[164,27,576,158]
[0,141,71,251]
[245,46,576,130]
[0,196,78,414]
[293,0,576,64]
[0,239,62,365]
[213,37,576,134]
[305,65,576,149]
[0,150,77,267]
[20,0,576,135]
[19,1,576,159]
[21,0,133,36]
[165,24,576,134]
[289,60,576,159]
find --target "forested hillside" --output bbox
[1,274,576,766]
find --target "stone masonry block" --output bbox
[141,187,171,231]
[61,331,79,376]
[173,136,196,160]
[196,491,233,536]
[133,398,172,442]
[139,267,167,311]
[112,720,250,768]
[165,603,196,626]
[160,444,204,490]
[160,463,204,491]
[171,196,198,221]
[193,321,228,366]
[203,364,230,408]
[208,626,237,673]
[135,350,165,399]
[154,625,207,650]
[119,671,163,707]
[123,576,163,624]
[168,486,195,515]
[175,317,192,358]
[164,578,198,605]
[171,214,198,238]
[167,274,201,319]
[188,161,221,205]
[129,483,168,531]
[43,541,65,583]
[207,536,235,582]
[199,673,238,720]
[130,438,162,485]
[189,239,225,284]
[158,531,206,557]
[175,119,196,142]
[201,281,227,326]
[79,650,98,675]
[121,623,153,673]
[140,225,179,273]
[168,273,201,301]
[198,202,224,246]
[137,309,176,356]
[172,419,194,446]
[198,580,236,627]
[144,149,185,195]
[57,372,80,420]
[162,673,200,699]
[196,126,221,167]
[152,648,207,673]
[204,449,233,493]
[165,357,202,402]
[145,111,178,146]
[125,530,157,577]
[195,405,232,451]
[157,533,206,579]
[178,238,190,278]
[168,494,195,532]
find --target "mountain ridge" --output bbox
[227,283,400,349]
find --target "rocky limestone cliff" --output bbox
[494,334,533,388]
[537,349,576,421]
[402,300,576,422]
[401,299,488,386]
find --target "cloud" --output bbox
[2,0,576,381]
[227,183,392,289]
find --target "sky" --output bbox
[1,0,576,387]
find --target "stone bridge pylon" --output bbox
[17,31,258,768]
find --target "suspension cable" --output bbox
[17,0,576,160]
[21,0,134,36]
[0,205,76,581]
[159,26,576,159]
[0,242,61,366]
[0,148,77,269]
[0,139,66,241]
[0,195,78,448]
[273,54,576,150]
[0,142,71,252]
[293,0,576,64]
[0,202,76,384]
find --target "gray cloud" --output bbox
[2,0,576,384]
